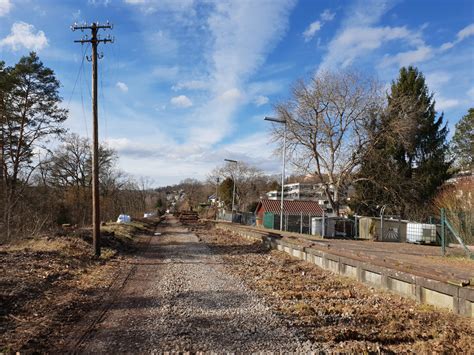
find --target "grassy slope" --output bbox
[0,218,159,353]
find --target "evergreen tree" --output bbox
[451,108,474,171]
[354,66,451,219]
[218,177,234,210]
[1,52,67,238]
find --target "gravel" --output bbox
[77,216,320,353]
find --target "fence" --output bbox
[217,210,256,226]
[262,212,355,238]
[440,208,473,259]
[220,208,472,256]
[263,212,315,234]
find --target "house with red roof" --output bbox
[255,199,324,230]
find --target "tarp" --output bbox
[117,214,131,223]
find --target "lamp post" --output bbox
[224,159,238,223]
[379,204,387,241]
[215,176,220,220]
[264,116,287,231]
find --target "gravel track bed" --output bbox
[77,217,319,353]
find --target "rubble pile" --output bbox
[179,211,199,225]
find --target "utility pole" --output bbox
[72,22,113,257]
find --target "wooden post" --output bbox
[72,21,113,257]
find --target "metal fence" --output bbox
[440,208,473,259]
[217,210,256,226]
[263,212,316,234]
[262,212,355,238]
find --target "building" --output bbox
[255,199,324,232]
[266,182,336,212]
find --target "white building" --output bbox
[267,183,335,211]
[266,182,354,216]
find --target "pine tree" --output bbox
[218,177,234,210]
[354,66,451,219]
[1,52,67,238]
[451,108,474,171]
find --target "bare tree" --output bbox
[180,178,209,211]
[210,161,266,211]
[273,70,383,215]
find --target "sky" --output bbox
[0,0,473,186]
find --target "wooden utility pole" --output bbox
[72,22,113,257]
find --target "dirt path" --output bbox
[73,216,316,353]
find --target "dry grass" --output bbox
[0,217,159,353]
[198,226,474,353]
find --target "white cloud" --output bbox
[93,0,295,183]
[208,0,295,93]
[148,30,178,57]
[0,22,48,51]
[247,80,284,97]
[172,80,209,91]
[303,21,322,42]
[380,45,433,68]
[440,42,454,51]
[171,95,193,108]
[467,87,474,100]
[116,81,129,92]
[105,130,280,185]
[425,71,451,91]
[344,0,391,28]
[254,95,269,106]
[320,25,415,70]
[320,9,335,22]
[0,0,12,16]
[440,23,474,51]
[123,0,195,15]
[457,23,474,41]
[152,65,179,81]
[302,8,336,42]
[218,88,242,102]
[186,0,295,145]
[72,9,82,20]
[317,0,448,73]
[436,97,460,111]
[315,0,434,72]
[88,0,111,5]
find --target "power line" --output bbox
[79,72,89,140]
[66,42,89,110]
[100,65,108,142]
[72,21,114,257]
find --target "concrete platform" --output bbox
[215,222,474,318]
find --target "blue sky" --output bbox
[0,0,473,186]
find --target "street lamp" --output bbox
[264,116,287,231]
[379,204,387,241]
[215,176,220,220]
[224,158,238,223]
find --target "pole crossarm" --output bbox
[74,38,114,44]
[71,22,113,31]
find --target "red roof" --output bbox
[256,199,323,216]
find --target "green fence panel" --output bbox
[263,212,274,229]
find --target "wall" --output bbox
[215,223,473,318]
